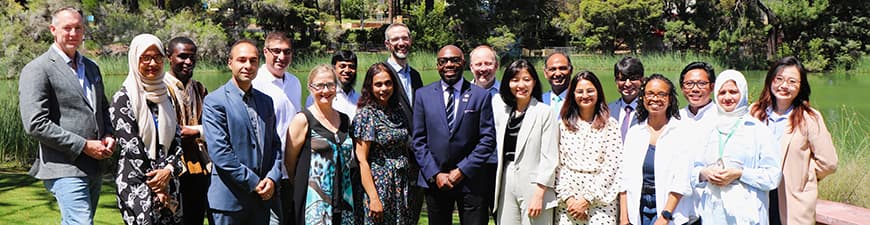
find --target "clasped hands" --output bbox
[435,168,464,190]
[83,136,115,160]
[700,167,743,186]
[255,178,275,200]
[565,196,590,220]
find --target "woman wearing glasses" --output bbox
[351,63,420,224]
[692,70,781,225]
[750,57,837,225]
[111,34,184,224]
[619,74,695,225]
[287,65,358,225]
[554,71,622,225]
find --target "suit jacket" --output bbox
[202,81,283,211]
[491,96,558,212]
[412,80,496,192]
[775,108,838,225]
[19,47,112,179]
[386,62,423,131]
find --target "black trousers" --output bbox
[425,187,489,225]
[180,174,210,225]
[279,179,294,225]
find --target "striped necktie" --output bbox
[446,86,455,130]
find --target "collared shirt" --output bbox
[52,44,93,107]
[253,64,301,179]
[608,98,639,128]
[766,106,793,141]
[679,101,718,129]
[306,88,360,118]
[441,79,464,122]
[387,58,414,105]
[475,80,500,97]
[543,90,568,115]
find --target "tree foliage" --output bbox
[552,0,663,54]
[155,9,228,64]
[406,0,457,51]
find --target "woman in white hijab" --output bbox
[690,70,781,225]
[111,34,184,225]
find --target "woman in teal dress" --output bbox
[351,63,420,225]
[287,64,358,225]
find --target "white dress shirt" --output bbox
[608,98,639,135]
[441,79,464,122]
[252,64,302,179]
[387,58,414,106]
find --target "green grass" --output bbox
[0,172,121,225]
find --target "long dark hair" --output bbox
[636,74,681,122]
[499,59,543,109]
[750,56,815,132]
[357,62,401,108]
[561,71,610,131]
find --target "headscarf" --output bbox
[713,69,749,131]
[123,34,177,160]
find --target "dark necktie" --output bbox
[446,86,455,130]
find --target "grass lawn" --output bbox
[0,168,493,225]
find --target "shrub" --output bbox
[155,9,228,65]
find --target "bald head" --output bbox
[469,45,499,89]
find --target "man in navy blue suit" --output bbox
[202,40,283,225]
[413,45,497,225]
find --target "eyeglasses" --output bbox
[139,54,163,64]
[546,66,571,73]
[267,48,293,56]
[681,81,710,89]
[644,92,669,100]
[616,76,643,82]
[437,57,463,65]
[175,53,195,60]
[772,76,799,87]
[309,82,337,91]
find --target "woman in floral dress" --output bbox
[351,63,419,225]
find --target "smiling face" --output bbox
[717,80,740,112]
[616,72,643,102]
[371,71,394,106]
[771,66,801,105]
[509,69,535,103]
[469,48,498,89]
[680,69,713,109]
[309,70,338,105]
[335,60,357,90]
[50,9,85,57]
[263,39,292,76]
[437,46,465,85]
[643,79,671,116]
[385,26,412,60]
[168,43,197,80]
[228,42,260,90]
[574,79,598,114]
[138,45,164,81]
[544,54,572,94]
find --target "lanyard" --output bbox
[717,118,743,159]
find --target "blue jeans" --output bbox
[44,176,102,225]
[640,193,657,225]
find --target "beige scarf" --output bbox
[123,34,178,160]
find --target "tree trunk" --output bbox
[334,0,341,22]
[756,0,778,60]
[425,0,433,13]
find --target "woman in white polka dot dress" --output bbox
[554,71,623,225]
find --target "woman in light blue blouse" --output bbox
[691,70,781,225]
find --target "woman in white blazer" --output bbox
[620,74,695,225]
[492,59,558,225]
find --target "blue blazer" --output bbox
[202,81,283,211]
[412,80,496,192]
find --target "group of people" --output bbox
[19,6,839,225]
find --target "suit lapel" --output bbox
[779,120,796,167]
[451,81,471,135]
[49,51,93,111]
[515,100,539,157]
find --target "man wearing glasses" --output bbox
[678,62,717,125]
[413,45,496,225]
[608,56,645,141]
[251,32,301,225]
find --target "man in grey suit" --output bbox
[18,7,115,225]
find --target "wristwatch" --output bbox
[661,210,674,221]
